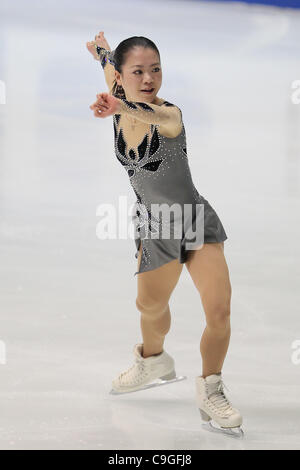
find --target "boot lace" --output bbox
[119,356,146,384]
[206,379,233,415]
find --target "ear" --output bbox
[115,71,121,86]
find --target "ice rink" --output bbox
[0,0,300,450]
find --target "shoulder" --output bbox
[157,98,183,138]
[155,97,181,111]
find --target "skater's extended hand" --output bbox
[86,31,111,61]
[89,92,121,118]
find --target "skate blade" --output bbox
[202,421,244,439]
[109,375,187,395]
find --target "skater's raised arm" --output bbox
[96,48,116,93]
[86,32,116,93]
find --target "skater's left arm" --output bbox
[90,93,182,134]
[117,99,182,131]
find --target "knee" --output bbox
[136,296,168,315]
[206,304,231,331]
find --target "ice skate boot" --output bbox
[195,373,244,438]
[110,343,187,395]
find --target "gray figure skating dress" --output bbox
[113,101,228,276]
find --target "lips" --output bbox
[141,88,154,92]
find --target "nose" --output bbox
[143,72,153,83]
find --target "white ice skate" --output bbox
[195,373,244,438]
[110,343,187,395]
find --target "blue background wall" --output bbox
[202,0,300,8]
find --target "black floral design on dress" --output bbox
[113,113,163,178]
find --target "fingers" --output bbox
[96,93,109,106]
[96,92,108,100]
[90,98,109,118]
[90,91,110,118]
[94,108,109,118]
[86,41,95,51]
[94,31,105,42]
[94,108,103,118]
[94,94,108,106]
[90,101,107,110]
[90,104,108,112]
[95,31,104,39]
[90,32,105,44]
[86,41,99,59]
[90,104,105,118]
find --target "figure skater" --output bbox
[87,33,243,438]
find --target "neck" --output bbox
[125,93,161,106]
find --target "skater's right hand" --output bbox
[86,31,111,61]
[89,92,121,118]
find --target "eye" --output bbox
[133,67,161,75]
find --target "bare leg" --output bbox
[136,242,184,358]
[185,242,232,377]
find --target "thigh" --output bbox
[185,242,231,312]
[136,242,184,305]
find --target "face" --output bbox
[115,47,162,103]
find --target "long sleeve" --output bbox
[116,98,183,128]
[95,47,116,93]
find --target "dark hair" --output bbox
[110,36,160,99]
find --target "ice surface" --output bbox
[0,0,299,450]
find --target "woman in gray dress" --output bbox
[87,33,243,437]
